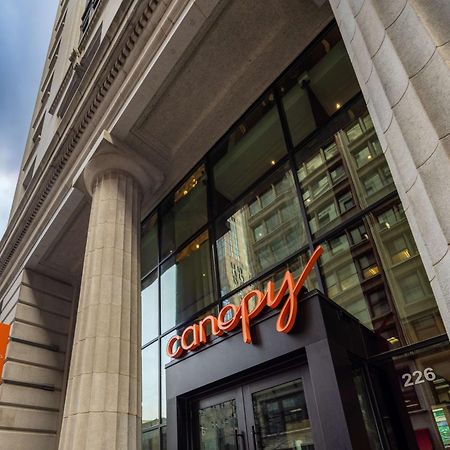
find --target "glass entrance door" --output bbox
[194,367,317,450]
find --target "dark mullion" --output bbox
[369,333,449,363]
[274,85,325,293]
[158,222,211,267]
[156,205,163,429]
[205,154,223,309]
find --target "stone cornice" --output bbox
[0,0,163,279]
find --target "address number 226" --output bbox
[402,367,436,387]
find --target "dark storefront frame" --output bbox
[140,21,448,448]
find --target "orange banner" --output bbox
[0,323,11,382]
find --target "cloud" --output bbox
[0,0,58,239]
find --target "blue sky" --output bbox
[0,0,59,238]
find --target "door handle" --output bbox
[234,428,246,449]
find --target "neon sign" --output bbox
[167,246,323,359]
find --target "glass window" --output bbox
[368,202,444,344]
[216,166,307,295]
[142,214,158,277]
[388,342,450,450]
[142,271,159,345]
[142,429,160,450]
[280,26,360,147]
[161,165,208,258]
[142,343,159,431]
[160,231,213,332]
[212,91,287,212]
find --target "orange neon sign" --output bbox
[167,246,324,359]
[0,323,11,382]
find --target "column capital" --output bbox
[82,130,163,201]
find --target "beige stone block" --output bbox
[6,341,64,370]
[11,322,67,351]
[385,117,418,191]
[409,0,450,48]
[372,36,409,106]
[334,0,356,43]
[2,360,63,389]
[23,270,72,300]
[431,248,450,314]
[408,175,448,264]
[373,0,407,28]
[356,1,385,57]
[418,136,450,243]
[0,430,57,450]
[393,82,439,167]
[366,68,393,132]
[349,25,373,83]
[388,3,435,77]
[19,285,71,317]
[0,383,61,410]
[0,404,58,431]
[411,51,450,139]
[15,303,69,335]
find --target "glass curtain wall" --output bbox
[140,23,445,448]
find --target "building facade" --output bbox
[0,0,449,449]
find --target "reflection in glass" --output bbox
[161,165,208,258]
[212,91,287,212]
[252,378,314,449]
[353,368,383,450]
[319,224,398,337]
[216,167,307,295]
[280,26,360,147]
[142,271,159,345]
[160,306,218,424]
[142,428,159,450]
[368,202,444,344]
[142,343,159,431]
[142,213,158,277]
[392,342,450,450]
[198,399,238,450]
[160,231,213,332]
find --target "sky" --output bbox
[0,0,59,239]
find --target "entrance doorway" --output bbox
[193,367,318,450]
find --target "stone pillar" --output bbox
[331,0,450,334]
[58,133,158,450]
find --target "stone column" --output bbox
[58,133,158,450]
[331,0,450,334]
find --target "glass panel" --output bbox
[142,428,160,450]
[161,427,166,450]
[216,166,307,295]
[141,213,158,277]
[160,306,218,424]
[319,225,394,334]
[212,90,287,212]
[391,342,450,450]
[225,251,318,313]
[296,102,396,238]
[280,25,359,147]
[160,231,213,332]
[368,202,445,344]
[161,165,208,258]
[142,343,159,431]
[252,378,314,449]
[198,399,238,449]
[142,271,159,345]
[353,368,383,450]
